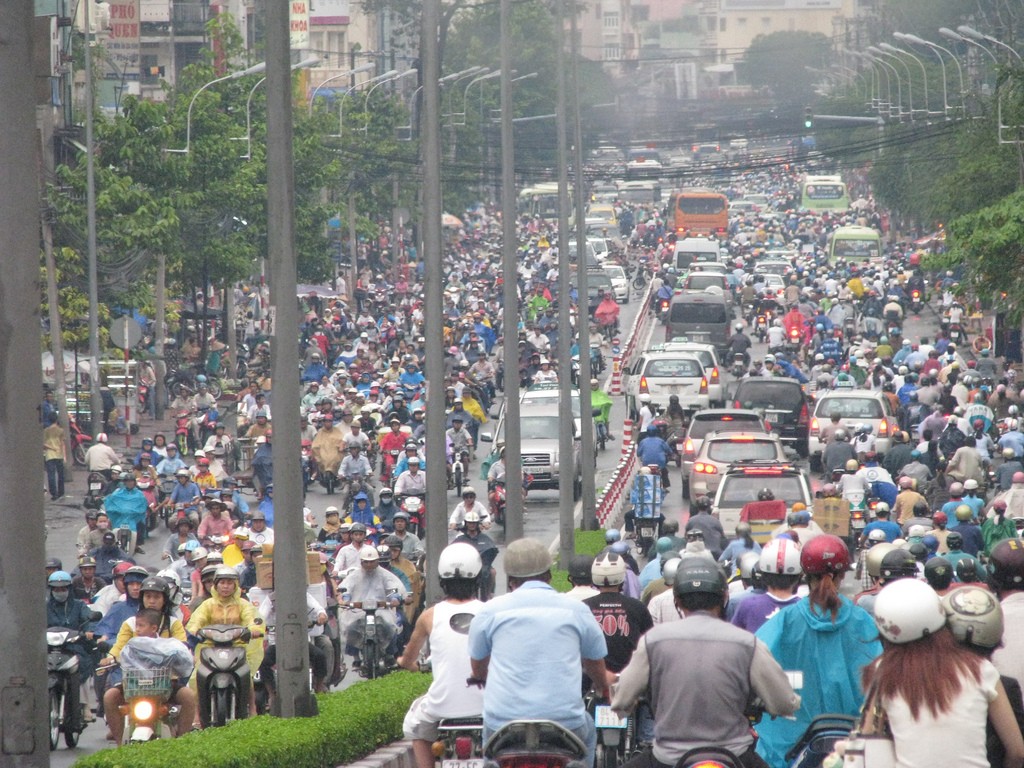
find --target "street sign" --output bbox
[109,316,143,350]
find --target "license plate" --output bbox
[366,615,375,625]
[595,705,627,729]
[765,413,780,423]
[89,483,102,490]
[443,760,484,768]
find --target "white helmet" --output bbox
[661,555,683,587]
[591,552,627,586]
[737,551,761,580]
[359,547,380,562]
[963,479,979,491]
[758,538,802,575]
[873,579,946,644]
[97,432,108,443]
[438,542,482,580]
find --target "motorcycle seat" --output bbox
[484,719,587,758]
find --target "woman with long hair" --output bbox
[864,579,1024,768]
[754,534,881,768]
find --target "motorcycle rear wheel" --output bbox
[454,465,464,497]
[72,443,88,467]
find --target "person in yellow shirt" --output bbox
[220,528,249,568]
[103,577,195,740]
[847,275,865,299]
[43,414,67,501]
[185,566,263,721]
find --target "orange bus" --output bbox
[669,189,729,237]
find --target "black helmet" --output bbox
[989,538,1024,590]
[923,557,953,591]
[907,541,929,563]
[757,488,775,501]
[956,558,981,584]
[694,495,712,512]
[672,559,727,598]
[946,531,964,551]
[880,549,918,581]
[140,576,170,600]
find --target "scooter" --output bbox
[113,521,138,556]
[195,624,252,728]
[84,472,107,511]
[784,714,856,768]
[450,448,470,497]
[69,415,92,467]
[482,720,588,768]
[400,495,426,538]
[909,288,923,314]
[174,410,192,456]
[46,627,88,749]
[120,666,180,743]
[434,717,485,768]
[489,481,507,527]
[344,595,399,680]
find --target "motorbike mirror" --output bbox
[479,432,493,443]
[592,408,603,417]
[449,612,475,635]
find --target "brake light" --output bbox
[710,366,720,383]
[878,419,889,436]
[730,436,754,442]
[639,377,649,393]
[683,438,695,455]
[454,737,474,760]
[699,377,708,394]
[694,463,718,474]
[810,416,819,432]
[691,144,698,152]
[852,510,864,521]
[912,290,921,299]
[743,467,791,475]
[789,327,799,340]
[721,415,733,421]
[798,402,809,426]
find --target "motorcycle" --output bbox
[488,481,507,527]
[195,624,252,728]
[400,495,426,537]
[785,325,802,360]
[69,415,92,467]
[731,352,748,378]
[482,720,587,768]
[381,448,402,486]
[755,313,770,343]
[909,288,923,314]
[450,448,471,496]
[119,666,180,743]
[434,717,485,768]
[302,440,315,494]
[165,366,223,400]
[656,297,670,323]
[113,521,138,556]
[784,714,856,768]
[46,627,89,749]
[344,596,398,680]
[948,323,967,346]
[84,471,107,511]
[174,410,193,456]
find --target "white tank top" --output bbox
[423,599,484,718]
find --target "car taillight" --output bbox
[710,366,720,383]
[684,438,695,455]
[798,402,809,426]
[454,737,474,760]
[694,463,718,474]
[810,416,819,432]
[878,419,888,436]
[639,377,649,393]
[699,377,708,394]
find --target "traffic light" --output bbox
[803,107,813,130]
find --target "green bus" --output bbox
[828,225,882,264]
[800,175,850,213]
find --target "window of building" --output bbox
[761,16,771,29]
[604,12,619,29]
[719,17,726,31]
[604,43,620,60]
[737,17,746,29]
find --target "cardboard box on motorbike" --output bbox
[254,547,322,589]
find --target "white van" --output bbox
[673,238,721,271]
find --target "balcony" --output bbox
[140,1,208,38]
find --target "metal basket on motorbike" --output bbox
[122,667,173,703]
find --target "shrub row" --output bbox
[550,529,611,592]
[74,671,432,768]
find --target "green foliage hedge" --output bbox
[73,671,431,768]
[551,529,612,592]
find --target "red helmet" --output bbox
[800,534,850,576]
[112,562,134,578]
[990,538,1024,590]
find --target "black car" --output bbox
[731,377,810,457]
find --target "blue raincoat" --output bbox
[754,595,881,768]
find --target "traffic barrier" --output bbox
[596,447,638,529]
[610,355,623,395]
[621,419,633,454]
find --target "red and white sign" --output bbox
[290,0,310,47]
[106,0,140,76]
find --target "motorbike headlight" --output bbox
[133,700,155,721]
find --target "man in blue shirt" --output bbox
[859,505,901,544]
[469,538,609,768]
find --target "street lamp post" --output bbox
[880,42,934,116]
[868,46,913,118]
[362,69,416,132]
[862,51,902,118]
[897,32,964,115]
[239,56,320,159]
[306,62,375,116]
[165,62,268,154]
[958,25,1024,64]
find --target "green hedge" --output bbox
[73,671,431,768]
[551,529,612,592]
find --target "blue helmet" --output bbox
[48,570,73,588]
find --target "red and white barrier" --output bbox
[596,448,638,529]
[621,419,633,455]
[610,355,623,395]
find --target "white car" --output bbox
[604,264,629,303]
[624,350,709,415]
[659,340,724,404]
[588,237,610,262]
[808,390,898,469]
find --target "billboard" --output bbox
[721,0,842,8]
[310,0,350,25]
[291,0,310,47]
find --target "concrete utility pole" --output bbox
[422,0,448,603]
[84,0,104,438]
[570,7,597,531]
[555,0,576,568]
[499,0,524,542]
[265,0,316,718]
[0,2,49,764]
